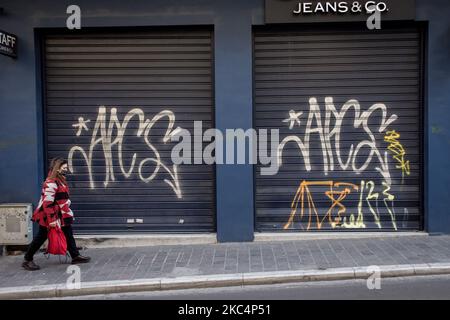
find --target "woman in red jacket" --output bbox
[22,157,91,271]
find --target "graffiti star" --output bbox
[72,117,91,136]
[282,110,303,130]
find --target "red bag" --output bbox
[47,226,67,256]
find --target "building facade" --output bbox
[1,0,449,242]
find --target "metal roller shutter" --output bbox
[43,28,215,234]
[254,24,424,232]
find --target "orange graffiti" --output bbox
[283,181,359,230]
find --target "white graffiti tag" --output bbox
[277,97,397,184]
[72,117,90,136]
[282,110,303,130]
[68,107,183,198]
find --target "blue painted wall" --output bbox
[416,0,450,234]
[0,0,449,240]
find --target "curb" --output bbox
[254,232,428,243]
[1,262,449,299]
[74,234,217,249]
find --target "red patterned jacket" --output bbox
[32,177,74,227]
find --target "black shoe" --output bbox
[71,255,91,264]
[22,260,40,271]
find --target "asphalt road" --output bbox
[49,274,450,300]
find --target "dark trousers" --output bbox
[24,224,80,261]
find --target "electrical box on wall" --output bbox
[0,203,33,245]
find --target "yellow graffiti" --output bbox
[382,181,397,230]
[365,180,382,229]
[384,130,410,181]
[341,212,366,229]
[333,180,366,229]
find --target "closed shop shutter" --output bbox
[43,28,215,234]
[254,24,424,231]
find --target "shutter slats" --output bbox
[254,25,423,232]
[44,29,215,234]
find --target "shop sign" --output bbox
[265,0,416,23]
[0,29,17,58]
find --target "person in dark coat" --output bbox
[22,157,91,271]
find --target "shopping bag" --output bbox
[46,226,67,256]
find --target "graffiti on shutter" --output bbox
[276,96,409,231]
[68,106,182,198]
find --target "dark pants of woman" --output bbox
[24,224,80,261]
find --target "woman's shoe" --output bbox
[22,260,41,271]
[71,255,91,264]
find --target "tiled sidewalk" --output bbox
[0,235,449,288]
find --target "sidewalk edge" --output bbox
[1,262,449,299]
